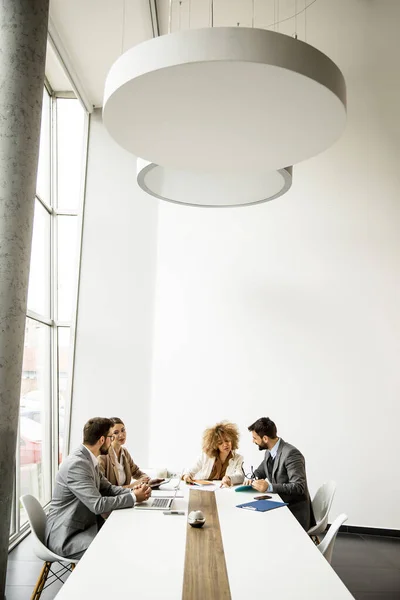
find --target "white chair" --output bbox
[317,513,348,564]
[308,480,336,542]
[20,494,79,600]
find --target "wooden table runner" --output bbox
[182,489,231,600]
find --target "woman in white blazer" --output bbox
[183,421,244,487]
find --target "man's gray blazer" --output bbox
[45,445,134,559]
[253,438,315,531]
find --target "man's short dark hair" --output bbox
[248,417,277,439]
[83,418,113,445]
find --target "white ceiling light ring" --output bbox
[103,27,346,172]
[136,159,293,208]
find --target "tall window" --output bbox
[9,83,88,540]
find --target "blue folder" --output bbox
[236,499,288,512]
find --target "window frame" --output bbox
[8,75,89,548]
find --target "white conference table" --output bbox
[55,483,354,599]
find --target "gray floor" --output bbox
[331,532,400,600]
[5,531,400,599]
[6,536,71,600]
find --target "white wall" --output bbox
[70,110,158,467]
[149,0,400,529]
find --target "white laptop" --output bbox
[134,475,182,511]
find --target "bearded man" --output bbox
[45,417,151,559]
[247,417,315,531]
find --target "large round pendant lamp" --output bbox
[103,27,346,173]
[137,159,293,208]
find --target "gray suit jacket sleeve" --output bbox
[270,447,307,496]
[67,458,134,515]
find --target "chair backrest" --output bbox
[21,493,79,564]
[312,480,336,532]
[21,494,47,542]
[318,513,348,564]
[20,494,60,563]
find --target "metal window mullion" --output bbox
[54,320,72,328]
[9,471,16,536]
[51,212,58,324]
[52,93,58,213]
[41,321,53,505]
[50,93,58,491]
[64,110,90,455]
[15,420,21,534]
[54,208,79,217]
[52,326,59,484]
[50,93,57,324]
[8,525,30,551]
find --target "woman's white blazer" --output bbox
[184,452,244,485]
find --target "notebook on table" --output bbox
[236,499,288,512]
[190,480,214,486]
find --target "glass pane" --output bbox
[56,99,85,210]
[27,199,50,317]
[58,327,71,464]
[36,89,51,203]
[19,319,51,525]
[57,216,78,321]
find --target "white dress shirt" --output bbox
[267,438,281,492]
[112,446,127,486]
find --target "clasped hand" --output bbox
[133,481,151,503]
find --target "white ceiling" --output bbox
[49,0,155,107]
[48,0,400,108]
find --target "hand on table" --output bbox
[220,476,232,488]
[251,479,269,493]
[183,474,194,484]
[133,482,152,503]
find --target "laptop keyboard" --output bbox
[152,498,170,508]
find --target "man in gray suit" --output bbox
[45,417,151,559]
[247,417,315,531]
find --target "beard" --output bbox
[99,443,109,455]
[257,441,268,451]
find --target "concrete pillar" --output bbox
[0,1,49,596]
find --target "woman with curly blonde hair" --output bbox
[183,421,244,487]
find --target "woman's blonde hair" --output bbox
[202,421,240,458]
